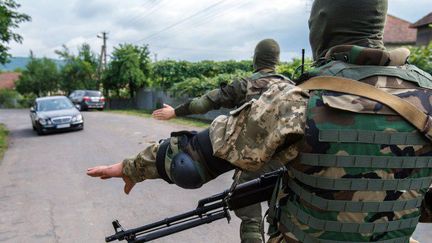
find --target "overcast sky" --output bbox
[8,0,432,62]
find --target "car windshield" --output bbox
[85,91,101,97]
[37,98,74,111]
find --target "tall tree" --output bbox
[55,43,98,93]
[15,52,59,97]
[103,44,151,98]
[0,0,31,64]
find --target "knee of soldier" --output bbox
[156,129,235,189]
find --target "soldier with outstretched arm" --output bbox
[88,1,432,242]
[151,38,290,243]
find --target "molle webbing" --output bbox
[318,129,428,145]
[291,167,432,191]
[284,201,419,233]
[279,217,411,243]
[313,62,432,89]
[300,153,432,168]
[288,180,423,212]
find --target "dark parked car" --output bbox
[30,96,84,135]
[68,90,105,111]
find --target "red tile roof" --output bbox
[384,15,417,44]
[0,72,21,89]
[411,12,432,28]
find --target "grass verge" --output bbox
[0,124,9,161]
[108,109,210,128]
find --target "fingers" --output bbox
[86,163,123,178]
[123,176,136,194]
[86,166,107,177]
[152,110,169,120]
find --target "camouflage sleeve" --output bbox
[209,83,309,171]
[122,142,161,183]
[174,78,248,116]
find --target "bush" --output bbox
[0,89,24,108]
[409,42,432,75]
[277,58,313,80]
[170,70,251,97]
[19,93,37,108]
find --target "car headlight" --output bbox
[72,114,82,122]
[38,118,47,125]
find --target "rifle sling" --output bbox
[298,76,432,141]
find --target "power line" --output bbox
[187,0,252,30]
[133,0,226,44]
[125,0,166,27]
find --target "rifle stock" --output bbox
[105,168,286,242]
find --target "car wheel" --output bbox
[36,127,44,135]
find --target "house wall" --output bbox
[416,26,432,46]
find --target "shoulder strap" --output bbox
[298,76,432,141]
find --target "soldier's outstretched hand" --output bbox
[152,104,176,120]
[86,162,136,194]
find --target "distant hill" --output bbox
[0,57,64,71]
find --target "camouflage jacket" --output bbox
[209,45,432,242]
[174,70,290,116]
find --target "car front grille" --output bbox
[51,116,72,124]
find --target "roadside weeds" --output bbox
[0,123,9,162]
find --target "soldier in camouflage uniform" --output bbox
[152,38,289,121]
[151,38,290,243]
[88,0,432,242]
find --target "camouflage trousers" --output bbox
[234,160,284,243]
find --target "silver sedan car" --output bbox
[30,96,84,135]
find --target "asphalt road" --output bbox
[0,109,241,243]
[0,109,430,243]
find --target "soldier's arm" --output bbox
[87,83,307,192]
[210,83,309,171]
[174,79,248,116]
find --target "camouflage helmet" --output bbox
[309,0,388,60]
[253,39,280,71]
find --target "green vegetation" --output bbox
[55,44,99,93]
[109,109,210,128]
[12,38,309,101]
[0,0,31,64]
[277,58,313,79]
[0,89,21,108]
[409,42,432,75]
[103,44,152,98]
[0,123,8,161]
[15,54,59,97]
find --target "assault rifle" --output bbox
[105,168,286,243]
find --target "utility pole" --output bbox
[97,32,108,71]
[97,32,108,94]
[154,53,158,62]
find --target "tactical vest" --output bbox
[273,61,432,242]
[244,72,290,101]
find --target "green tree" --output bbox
[0,0,31,64]
[55,43,98,93]
[103,44,151,98]
[15,53,59,97]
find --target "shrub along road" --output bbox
[0,109,429,242]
